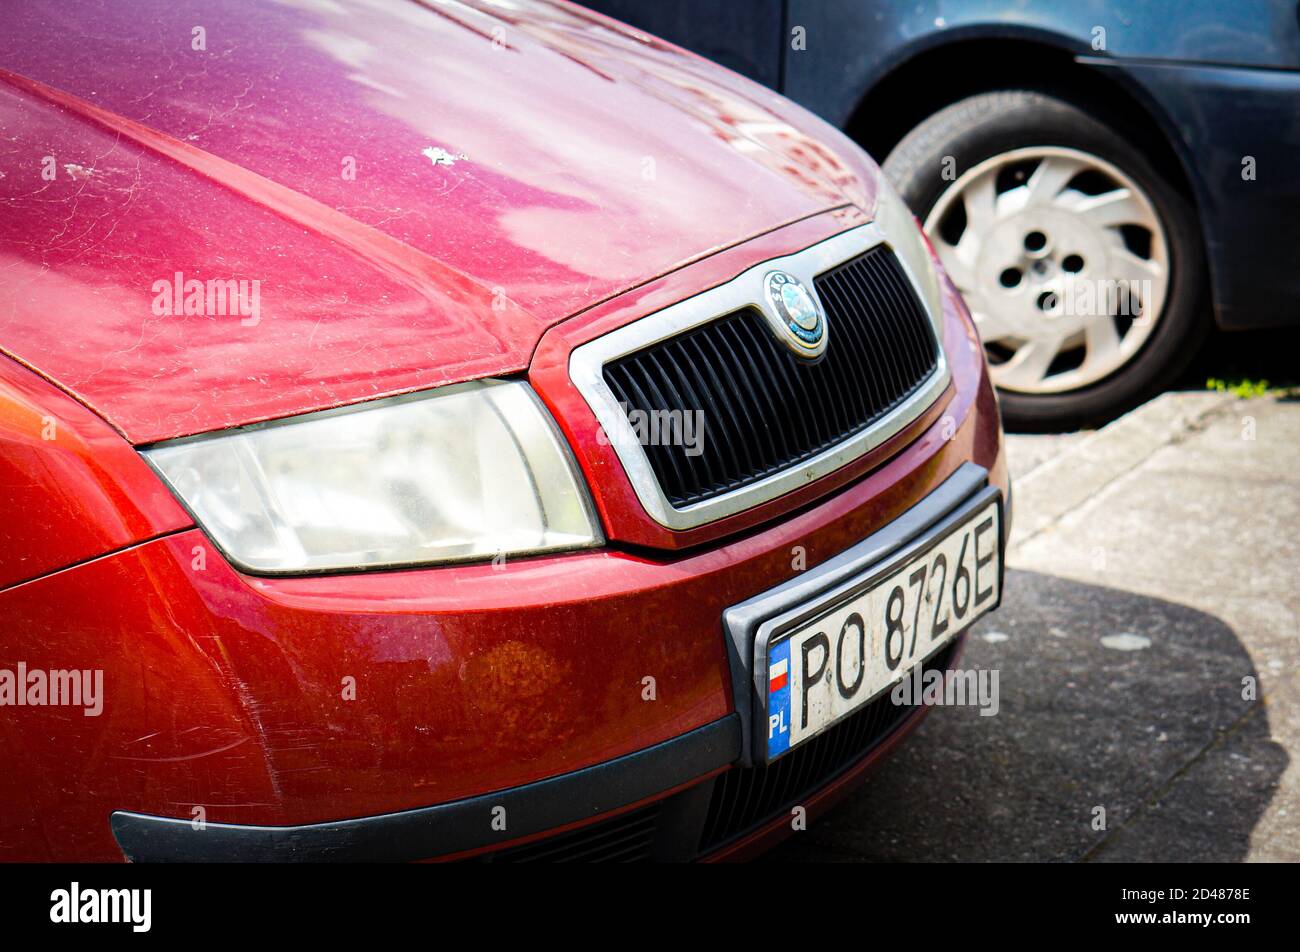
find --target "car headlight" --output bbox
[871,176,945,336]
[142,380,602,574]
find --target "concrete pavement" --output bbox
[771,391,1299,862]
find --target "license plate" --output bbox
[765,501,1001,760]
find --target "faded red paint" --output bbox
[0,357,191,590]
[0,0,879,443]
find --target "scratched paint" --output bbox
[0,0,880,444]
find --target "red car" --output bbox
[0,0,1008,862]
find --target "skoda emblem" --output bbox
[763,270,826,358]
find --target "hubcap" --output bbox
[925,147,1170,394]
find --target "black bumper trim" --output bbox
[110,715,741,862]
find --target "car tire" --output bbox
[883,89,1208,430]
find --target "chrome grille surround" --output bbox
[568,223,951,531]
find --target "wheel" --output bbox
[883,90,1208,430]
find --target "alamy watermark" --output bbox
[597,403,705,458]
[890,664,999,717]
[0,663,103,716]
[151,271,261,326]
[50,883,150,932]
[1050,275,1151,320]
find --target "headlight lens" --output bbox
[871,176,945,335]
[142,380,602,574]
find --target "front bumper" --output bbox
[111,717,742,862]
[108,463,1005,862]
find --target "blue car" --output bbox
[581,0,1300,427]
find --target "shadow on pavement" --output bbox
[767,568,1287,862]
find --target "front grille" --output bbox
[483,804,662,863]
[602,246,939,508]
[697,641,958,853]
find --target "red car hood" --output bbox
[0,0,880,444]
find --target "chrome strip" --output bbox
[569,223,951,531]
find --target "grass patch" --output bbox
[1206,377,1300,399]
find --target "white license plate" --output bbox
[765,502,1001,760]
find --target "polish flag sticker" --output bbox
[769,658,789,694]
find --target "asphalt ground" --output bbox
[770,387,1299,862]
